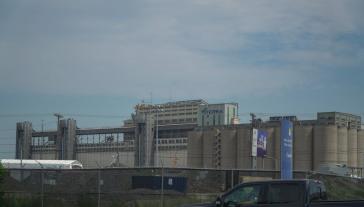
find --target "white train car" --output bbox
[0,159,83,169]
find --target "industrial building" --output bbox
[16,118,193,168]
[187,118,364,171]
[16,100,209,168]
[14,98,364,172]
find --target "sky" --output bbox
[0,0,364,158]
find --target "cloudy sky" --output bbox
[0,0,364,158]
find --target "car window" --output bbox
[267,183,304,204]
[309,181,326,201]
[223,184,264,206]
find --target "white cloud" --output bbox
[0,0,363,99]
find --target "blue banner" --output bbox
[257,130,267,157]
[280,120,293,179]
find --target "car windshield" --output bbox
[223,184,264,205]
[267,183,305,204]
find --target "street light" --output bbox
[95,161,102,207]
[155,105,164,167]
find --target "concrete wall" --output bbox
[32,152,56,160]
[77,151,134,168]
[188,124,364,171]
[220,129,237,169]
[31,152,57,160]
[337,127,348,165]
[236,128,251,169]
[202,130,215,168]
[187,131,203,168]
[274,127,281,170]
[64,119,77,160]
[358,130,364,168]
[76,148,187,169]
[294,125,313,171]
[156,149,187,168]
[16,122,33,159]
[348,129,358,168]
[313,125,338,170]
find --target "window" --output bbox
[223,184,263,206]
[268,183,304,204]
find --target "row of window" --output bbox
[156,138,188,144]
[159,112,197,117]
[158,118,197,124]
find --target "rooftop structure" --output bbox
[317,112,361,129]
[197,103,239,127]
[133,99,207,125]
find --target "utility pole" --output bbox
[250,113,257,170]
[95,161,101,207]
[160,159,164,207]
[156,106,159,167]
[41,120,44,160]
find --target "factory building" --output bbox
[16,100,208,168]
[16,118,192,168]
[187,119,364,171]
[14,98,364,172]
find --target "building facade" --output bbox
[317,112,361,129]
[197,103,239,127]
[134,99,207,125]
[188,122,364,171]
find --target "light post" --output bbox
[156,106,159,167]
[160,161,164,207]
[250,113,257,170]
[95,161,101,207]
[155,105,164,167]
[41,120,44,160]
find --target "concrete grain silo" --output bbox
[202,129,216,168]
[220,128,237,169]
[187,131,203,168]
[337,127,348,165]
[258,127,275,170]
[294,125,313,171]
[358,130,364,168]
[236,127,251,169]
[313,125,338,170]
[348,128,358,168]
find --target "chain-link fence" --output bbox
[0,168,363,207]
